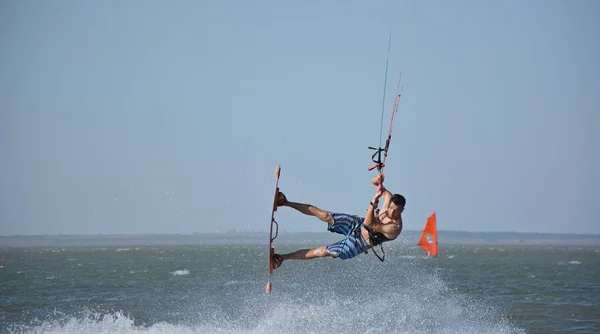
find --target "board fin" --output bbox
[418,212,438,257]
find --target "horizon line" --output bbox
[1,229,599,238]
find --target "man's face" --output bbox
[387,202,403,219]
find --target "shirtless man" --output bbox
[271,173,404,269]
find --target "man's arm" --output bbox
[371,173,392,211]
[363,192,399,235]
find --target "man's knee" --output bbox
[312,245,332,258]
[318,211,334,224]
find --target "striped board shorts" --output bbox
[325,212,370,260]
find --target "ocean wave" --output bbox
[6,311,198,334]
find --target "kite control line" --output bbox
[368,73,402,177]
[366,34,403,262]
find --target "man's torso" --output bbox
[360,211,402,246]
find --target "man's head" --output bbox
[387,194,405,219]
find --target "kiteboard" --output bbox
[265,165,281,294]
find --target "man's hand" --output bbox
[372,173,384,186]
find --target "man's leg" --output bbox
[278,192,333,224]
[272,246,332,269]
[273,235,365,269]
[272,193,360,269]
[281,246,331,261]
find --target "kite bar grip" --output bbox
[274,165,281,180]
[368,163,383,171]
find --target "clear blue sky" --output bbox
[1,0,598,236]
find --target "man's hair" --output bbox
[390,194,406,208]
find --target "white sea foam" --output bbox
[129,269,148,274]
[558,260,582,265]
[170,269,190,276]
[224,280,253,286]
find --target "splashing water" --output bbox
[7,259,524,334]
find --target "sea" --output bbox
[1,231,599,334]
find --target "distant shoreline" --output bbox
[1,230,599,247]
